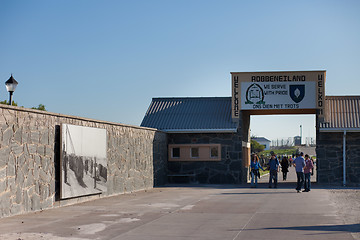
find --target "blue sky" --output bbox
[1,0,359,141]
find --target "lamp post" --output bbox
[5,74,18,105]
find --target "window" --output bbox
[191,147,199,158]
[168,144,221,161]
[172,147,180,158]
[210,146,219,158]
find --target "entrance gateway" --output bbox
[231,71,326,180]
[142,70,358,185]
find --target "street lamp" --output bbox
[5,74,18,105]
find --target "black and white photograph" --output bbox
[61,124,107,199]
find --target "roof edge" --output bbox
[163,129,237,133]
[319,128,360,132]
[251,137,271,142]
[230,70,326,74]
[325,95,360,98]
[151,96,231,100]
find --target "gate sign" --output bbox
[241,82,316,110]
[231,71,326,121]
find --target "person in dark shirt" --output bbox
[267,151,280,188]
[293,152,306,193]
[281,156,289,181]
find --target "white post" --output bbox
[343,130,347,186]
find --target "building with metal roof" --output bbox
[251,137,271,150]
[317,95,360,186]
[320,96,360,131]
[141,97,243,184]
[141,97,238,133]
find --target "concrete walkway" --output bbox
[0,182,358,239]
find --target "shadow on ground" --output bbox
[244,223,360,234]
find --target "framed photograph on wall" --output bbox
[60,124,107,199]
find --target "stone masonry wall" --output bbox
[0,105,167,218]
[317,131,360,186]
[167,132,242,184]
[345,133,360,185]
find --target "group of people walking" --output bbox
[292,152,314,192]
[250,151,314,192]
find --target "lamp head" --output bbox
[5,74,18,92]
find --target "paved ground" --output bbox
[0,168,358,240]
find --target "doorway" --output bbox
[246,114,317,185]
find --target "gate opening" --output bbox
[247,114,317,184]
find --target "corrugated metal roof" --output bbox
[320,96,360,131]
[140,97,238,133]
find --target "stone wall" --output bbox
[317,131,360,186]
[167,131,242,184]
[0,105,167,218]
[346,133,360,184]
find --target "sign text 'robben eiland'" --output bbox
[231,71,326,120]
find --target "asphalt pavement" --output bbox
[0,168,357,240]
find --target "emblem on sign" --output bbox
[245,83,265,104]
[289,85,305,103]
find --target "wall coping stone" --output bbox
[0,105,160,132]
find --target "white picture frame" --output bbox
[60,124,107,199]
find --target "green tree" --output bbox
[31,104,46,111]
[0,100,18,106]
[0,100,46,110]
[251,139,265,153]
